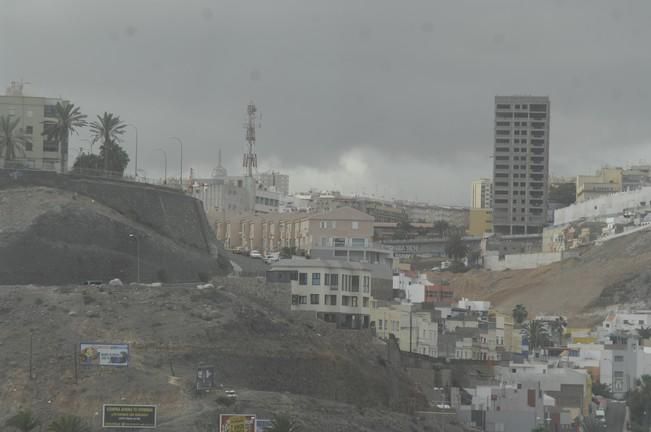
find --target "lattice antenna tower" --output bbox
[243,101,259,177]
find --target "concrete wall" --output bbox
[483,251,562,271]
[0,169,219,255]
[555,186,651,225]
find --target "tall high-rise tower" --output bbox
[492,96,550,235]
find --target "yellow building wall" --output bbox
[468,209,493,236]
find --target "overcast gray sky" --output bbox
[2,0,651,205]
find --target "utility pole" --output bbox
[29,329,34,380]
[170,137,183,187]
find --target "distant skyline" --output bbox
[3,0,651,205]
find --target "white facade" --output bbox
[272,258,372,328]
[392,272,427,303]
[554,186,651,226]
[472,178,493,209]
[457,298,491,312]
[602,310,651,334]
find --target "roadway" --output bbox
[606,401,626,432]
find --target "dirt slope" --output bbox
[0,279,466,432]
[443,229,651,325]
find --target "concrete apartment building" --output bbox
[371,302,439,357]
[492,96,550,234]
[472,178,493,209]
[255,171,289,196]
[0,82,65,172]
[268,258,372,329]
[575,167,622,203]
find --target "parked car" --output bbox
[264,254,279,264]
[250,250,263,259]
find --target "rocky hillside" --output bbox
[0,279,467,432]
[0,186,229,284]
[443,228,651,325]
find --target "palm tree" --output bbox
[433,220,450,238]
[43,102,87,173]
[523,320,550,351]
[89,112,127,173]
[549,318,566,346]
[268,413,300,432]
[5,409,39,432]
[0,115,30,167]
[47,415,89,432]
[445,233,468,261]
[512,304,528,327]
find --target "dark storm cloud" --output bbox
[2,0,651,204]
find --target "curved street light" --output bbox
[156,148,168,184]
[128,233,141,283]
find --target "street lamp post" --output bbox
[128,124,139,177]
[170,137,183,187]
[156,148,168,184]
[128,233,141,283]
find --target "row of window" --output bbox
[319,220,359,230]
[377,319,400,332]
[292,294,370,307]
[297,272,371,293]
[320,237,367,248]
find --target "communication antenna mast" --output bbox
[243,101,259,177]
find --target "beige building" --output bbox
[467,208,493,236]
[471,178,493,209]
[371,302,438,357]
[576,167,622,203]
[0,82,65,172]
[269,258,372,329]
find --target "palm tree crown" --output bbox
[268,413,300,432]
[5,409,39,432]
[0,115,30,163]
[47,415,89,432]
[89,112,127,172]
[523,320,550,350]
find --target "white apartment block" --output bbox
[472,178,493,209]
[270,258,372,329]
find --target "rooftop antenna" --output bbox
[243,101,259,177]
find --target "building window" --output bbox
[312,273,321,285]
[352,221,359,230]
[292,295,307,305]
[290,271,298,281]
[320,221,327,229]
[351,297,358,307]
[43,137,58,152]
[24,125,33,134]
[351,238,365,247]
[342,296,350,306]
[334,238,346,247]
[614,355,624,362]
[25,140,33,151]
[310,294,320,304]
[324,274,330,285]
[378,320,383,330]
[614,371,624,378]
[325,295,337,305]
[363,276,370,293]
[44,105,57,118]
[299,273,308,285]
[351,276,360,292]
[363,297,369,307]
[330,273,339,288]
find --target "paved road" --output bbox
[224,251,270,276]
[607,401,626,432]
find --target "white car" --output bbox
[264,254,279,264]
[250,250,263,259]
